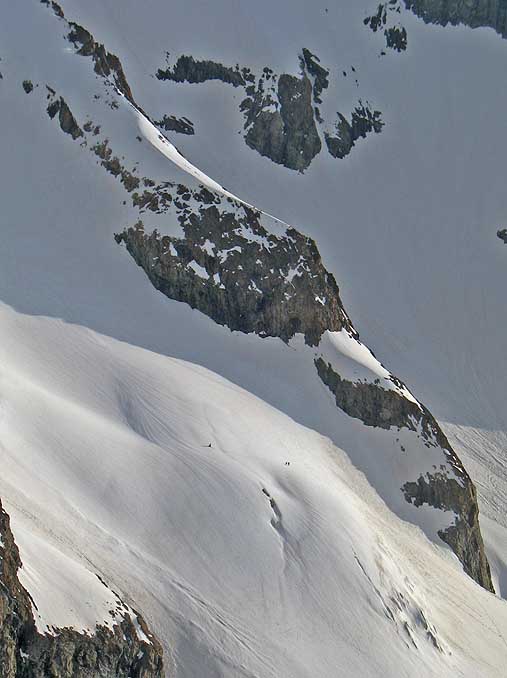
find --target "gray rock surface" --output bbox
[47,94,83,140]
[244,72,322,171]
[325,103,384,160]
[115,204,351,345]
[404,0,507,38]
[403,473,494,591]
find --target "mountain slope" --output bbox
[1,302,507,677]
[1,1,507,676]
[51,0,507,593]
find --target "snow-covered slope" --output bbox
[1,1,507,676]
[2,301,507,678]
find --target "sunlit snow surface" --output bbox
[1,0,507,676]
[2,302,507,678]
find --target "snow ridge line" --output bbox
[115,88,290,229]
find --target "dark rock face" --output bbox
[325,104,384,160]
[66,22,136,104]
[155,114,195,135]
[41,0,136,105]
[115,206,351,345]
[364,2,408,52]
[385,25,408,51]
[92,138,140,191]
[0,499,164,677]
[404,0,507,37]
[300,48,329,103]
[244,73,322,171]
[157,54,246,87]
[497,227,507,243]
[315,357,423,431]
[39,90,347,344]
[403,474,494,591]
[46,95,83,140]
[22,80,33,94]
[40,0,65,19]
[315,356,494,592]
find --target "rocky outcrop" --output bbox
[385,25,408,51]
[403,474,494,591]
[46,95,83,140]
[325,103,384,160]
[404,0,507,38]
[364,3,408,52]
[22,80,33,94]
[315,356,494,592]
[66,21,136,105]
[156,54,246,87]
[115,205,352,345]
[156,51,383,171]
[0,499,164,677]
[244,72,322,171]
[155,114,195,135]
[41,0,136,105]
[315,357,423,431]
[91,138,140,192]
[497,227,507,243]
[300,48,329,103]
[40,0,64,19]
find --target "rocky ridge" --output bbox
[115,209,352,345]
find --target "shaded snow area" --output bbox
[0,302,506,678]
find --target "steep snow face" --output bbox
[1,301,507,678]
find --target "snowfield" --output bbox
[1,0,507,676]
[1,301,507,677]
